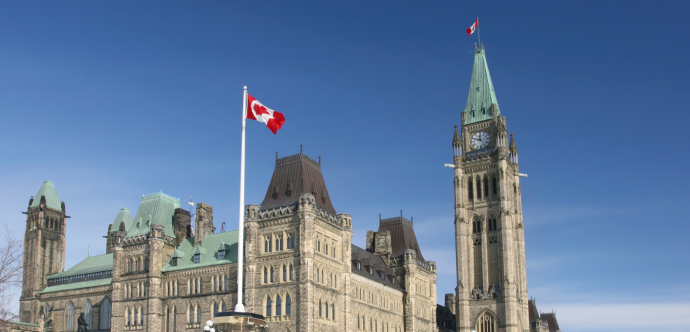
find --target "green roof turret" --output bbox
[31,181,61,210]
[463,45,501,125]
[109,208,133,233]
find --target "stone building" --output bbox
[17,153,438,332]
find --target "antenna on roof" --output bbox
[400,210,403,218]
[319,156,321,164]
[221,222,226,232]
[300,145,303,153]
[379,214,381,222]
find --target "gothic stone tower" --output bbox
[19,181,68,323]
[452,46,529,332]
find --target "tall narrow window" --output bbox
[276,295,282,315]
[196,304,201,323]
[289,264,294,281]
[483,177,489,197]
[325,301,329,319]
[66,302,75,331]
[84,300,92,329]
[476,311,497,332]
[331,304,335,320]
[474,238,483,290]
[286,295,292,315]
[276,236,281,251]
[268,236,272,252]
[270,266,274,283]
[100,298,111,330]
[319,300,322,317]
[492,177,498,195]
[221,301,226,312]
[266,297,272,316]
[468,179,474,200]
[283,264,287,282]
[477,178,482,200]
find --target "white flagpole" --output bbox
[235,86,248,313]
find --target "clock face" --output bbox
[470,131,490,150]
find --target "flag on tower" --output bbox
[246,94,285,134]
[466,18,478,36]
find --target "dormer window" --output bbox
[218,250,226,260]
[194,254,201,263]
[380,271,385,280]
[368,267,373,275]
[171,257,178,267]
[356,261,361,270]
[481,108,486,115]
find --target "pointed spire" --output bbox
[453,125,462,156]
[464,46,501,125]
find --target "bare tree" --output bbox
[0,223,22,322]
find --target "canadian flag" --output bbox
[246,94,285,134]
[466,18,478,36]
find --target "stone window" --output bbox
[100,298,111,330]
[218,249,225,260]
[194,254,201,263]
[488,217,497,232]
[476,311,497,332]
[331,304,335,320]
[289,264,294,281]
[380,271,385,280]
[283,264,287,282]
[477,178,482,200]
[171,257,178,267]
[276,295,282,315]
[492,177,498,195]
[264,267,268,284]
[325,301,329,319]
[66,302,75,331]
[270,266,275,283]
[287,233,295,249]
[468,179,474,200]
[286,295,292,315]
[483,177,489,197]
[318,300,322,317]
[276,235,282,251]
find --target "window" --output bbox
[218,250,225,260]
[317,240,321,252]
[269,236,273,252]
[287,233,295,249]
[473,220,482,234]
[481,108,486,115]
[187,304,193,324]
[266,297,272,316]
[325,301,329,319]
[196,304,201,323]
[483,177,489,197]
[66,302,75,331]
[476,311,497,332]
[172,257,178,266]
[194,254,200,263]
[492,177,498,195]
[270,266,274,283]
[84,300,92,328]
[357,261,361,270]
[331,304,335,320]
[319,300,323,317]
[264,267,268,284]
[283,265,287,282]
[286,295,291,315]
[468,179,474,200]
[289,264,294,281]
[276,236,281,251]
[488,217,497,231]
[380,271,385,280]
[325,244,329,255]
[316,268,320,282]
[100,298,111,329]
[369,267,373,275]
[332,246,336,258]
[477,178,482,200]
[276,295,282,315]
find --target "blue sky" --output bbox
[1,1,689,331]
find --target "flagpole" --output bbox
[477,16,481,47]
[235,86,248,313]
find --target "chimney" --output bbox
[374,230,392,263]
[173,208,191,247]
[194,203,214,246]
[445,293,457,315]
[366,230,375,252]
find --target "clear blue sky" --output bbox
[1,1,689,331]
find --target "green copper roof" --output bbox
[463,46,501,125]
[162,230,238,272]
[30,181,61,210]
[47,253,113,279]
[126,192,180,239]
[110,208,134,233]
[40,278,112,294]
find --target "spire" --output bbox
[31,181,61,210]
[452,125,462,156]
[464,46,501,125]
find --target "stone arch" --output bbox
[474,309,499,332]
[65,301,75,331]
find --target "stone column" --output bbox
[402,249,417,332]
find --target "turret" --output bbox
[453,125,462,157]
[194,203,214,246]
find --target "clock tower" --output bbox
[452,45,529,332]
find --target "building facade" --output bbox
[17,153,438,332]
[448,44,530,332]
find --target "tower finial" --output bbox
[319,156,321,164]
[300,145,303,153]
[276,151,278,160]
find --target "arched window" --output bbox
[318,300,322,317]
[276,295,282,315]
[187,304,193,324]
[221,301,226,312]
[316,268,320,282]
[84,300,92,329]
[286,295,292,315]
[212,302,217,317]
[325,301,329,319]
[134,306,139,326]
[289,264,294,281]
[44,303,51,318]
[317,240,321,252]
[283,264,287,282]
[492,177,498,195]
[270,266,274,283]
[325,243,329,255]
[276,236,281,251]
[125,306,130,326]
[127,259,132,273]
[483,177,489,197]
[266,296,272,317]
[66,302,75,331]
[358,314,361,329]
[264,236,269,253]
[331,304,335,320]
[196,303,201,323]
[468,179,474,200]
[476,311,497,332]
[264,267,268,284]
[488,217,497,231]
[476,178,482,200]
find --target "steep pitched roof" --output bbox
[47,253,113,280]
[350,245,402,290]
[110,208,133,233]
[31,181,61,210]
[162,230,239,272]
[259,153,336,215]
[463,45,501,125]
[540,313,560,332]
[378,216,425,262]
[126,192,181,239]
